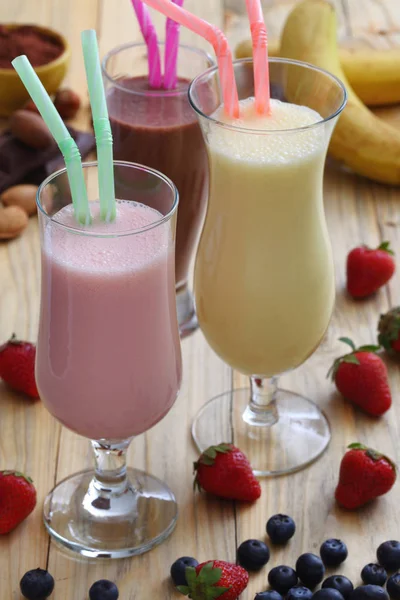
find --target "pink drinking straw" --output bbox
[140,0,239,118]
[164,0,184,90]
[245,0,270,114]
[131,0,162,88]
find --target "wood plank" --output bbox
[0,2,65,597]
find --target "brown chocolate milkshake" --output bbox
[107,76,208,291]
[103,42,213,337]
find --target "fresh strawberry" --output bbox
[178,560,249,600]
[335,443,396,509]
[194,443,261,502]
[0,334,39,398]
[328,337,391,416]
[346,241,395,298]
[378,307,400,354]
[0,470,37,533]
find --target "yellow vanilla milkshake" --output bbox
[194,98,334,376]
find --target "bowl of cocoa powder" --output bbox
[0,24,70,116]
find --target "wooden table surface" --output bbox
[1,1,400,598]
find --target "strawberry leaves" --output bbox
[0,470,33,484]
[328,338,381,380]
[193,444,232,491]
[339,337,356,352]
[178,563,230,600]
[196,444,232,467]
[378,241,394,256]
[348,443,397,470]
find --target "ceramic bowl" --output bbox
[0,24,71,117]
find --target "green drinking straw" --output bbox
[11,55,91,226]
[81,29,116,222]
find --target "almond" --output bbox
[54,88,81,120]
[0,206,29,239]
[0,185,38,217]
[9,110,54,150]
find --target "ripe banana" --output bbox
[279,0,400,186]
[235,39,400,107]
[236,38,280,61]
[339,47,400,107]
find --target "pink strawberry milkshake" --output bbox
[36,200,182,441]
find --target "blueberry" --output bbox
[320,540,348,567]
[296,553,325,589]
[322,576,354,600]
[254,592,284,600]
[266,514,296,544]
[313,590,345,600]
[287,586,314,600]
[20,568,55,600]
[377,542,400,572]
[361,564,387,586]
[237,539,270,571]
[350,585,389,600]
[170,557,199,586]
[89,580,119,600]
[268,566,298,595]
[387,574,400,600]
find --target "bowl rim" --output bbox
[0,23,71,76]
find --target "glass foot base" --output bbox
[176,285,198,339]
[43,467,178,559]
[192,388,331,477]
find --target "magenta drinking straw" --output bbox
[131,0,162,88]
[164,0,184,90]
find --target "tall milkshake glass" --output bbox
[36,161,181,557]
[102,43,214,337]
[189,58,346,476]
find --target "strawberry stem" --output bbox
[348,443,368,451]
[378,241,394,256]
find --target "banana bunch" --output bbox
[237,0,400,185]
[236,35,400,107]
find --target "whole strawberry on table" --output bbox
[329,338,391,416]
[0,334,39,399]
[193,443,261,502]
[335,443,396,509]
[0,470,36,534]
[346,241,395,299]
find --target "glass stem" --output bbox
[90,439,132,502]
[242,376,279,426]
